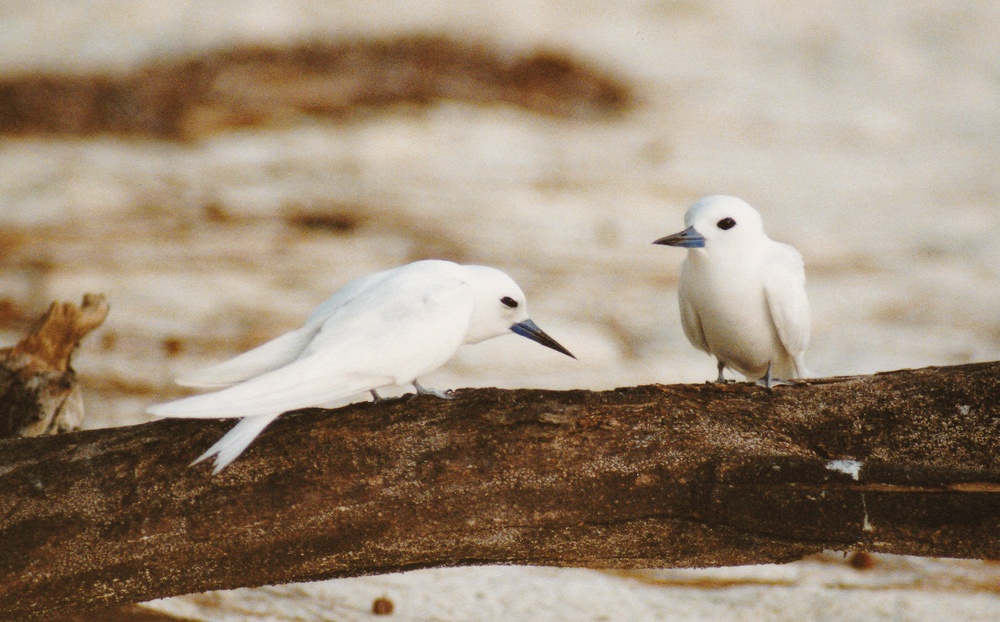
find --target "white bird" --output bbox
[148,260,574,473]
[653,195,810,387]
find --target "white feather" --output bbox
[763,242,811,377]
[191,415,278,475]
[176,266,412,389]
[176,326,322,388]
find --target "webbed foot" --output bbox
[413,380,454,400]
[714,360,734,384]
[755,363,793,390]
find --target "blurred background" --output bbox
[1,1,998,620]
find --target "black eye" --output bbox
[500,296,518,308]
[717,217,736,230]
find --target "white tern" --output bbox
[148,259,574,473]
[654,195,810,387]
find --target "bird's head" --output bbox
[653,195,766,251]
[462,266,575,359]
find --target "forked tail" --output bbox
[192,414,278,474]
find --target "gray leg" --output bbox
[715,359,728,384]
[413,380,454,400]
[371,388,409,404]
[755,363,792,390]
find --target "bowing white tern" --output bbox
[148,260,574,473]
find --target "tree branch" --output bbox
[1,362,998,621]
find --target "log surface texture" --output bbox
[1,362,998,621]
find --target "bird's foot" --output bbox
[714,361,734,384]
[413,380,454,400]
[370,389,410,404]
[755,364,793,390]
[755,376,793,390]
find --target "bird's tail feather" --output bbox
[793,353,812,379]
[177,326,319,388]
[149,356,390,419]
[192,414,278,474]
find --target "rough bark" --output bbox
[1,362,998,621]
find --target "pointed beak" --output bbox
[510,319,576,359]
[653,225,705,248]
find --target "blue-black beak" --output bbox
[511,319,576,359]
[653,225,705,248]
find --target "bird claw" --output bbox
[715,359,736,384]
[714,361,734,384]
[413,381,454,400]
[755,377,791,390]
[370,389,400,404]
[755,364,793,390]
[370,389,417,405]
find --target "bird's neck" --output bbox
[687,243,765,274]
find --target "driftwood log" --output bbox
[1,361,999,621]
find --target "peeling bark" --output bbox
[0,361,998,621]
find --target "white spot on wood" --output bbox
[825,460,872,530]
[826,459,862,480]
[861,494,875,532]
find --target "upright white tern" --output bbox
[148,260,574,473]
[654,195,810,386]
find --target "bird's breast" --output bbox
[681,253,784,378]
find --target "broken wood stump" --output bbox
[0,293,109,438]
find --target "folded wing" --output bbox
[176,325,323,388]
[151,262,475,420]
[763,243,811,374]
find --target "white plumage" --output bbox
[148,260,573,473]
[654,195,810,385]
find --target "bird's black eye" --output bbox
[500,296,518,308]
[717,217,736,230]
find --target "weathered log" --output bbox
[0,294,109,437]
[0,293,179,621]
[1,362,998,621]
